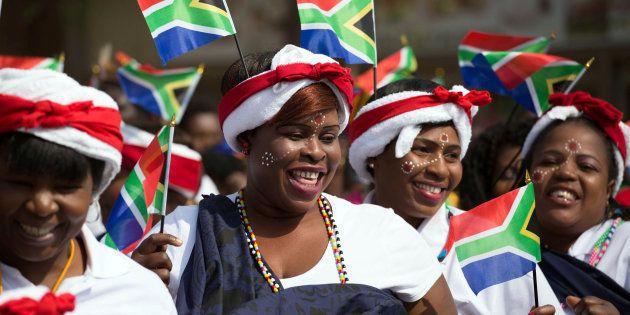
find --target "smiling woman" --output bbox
[0,69,175,313]
[520,91,630,313]
[132,45,456,314]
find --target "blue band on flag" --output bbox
[117,73,163,117]
[154,27,225,64]
[105,196,145,251]
[461,252,536,295]
[300,29,369,65]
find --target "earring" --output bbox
[241,142,250,156]
[367,162,375,169]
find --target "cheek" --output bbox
[256,141,302,168]
[449,163,463,187]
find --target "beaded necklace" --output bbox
[0,239,75,294]
[588,217,624,267]
[236,190,348,293]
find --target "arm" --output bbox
[404,276,457,315]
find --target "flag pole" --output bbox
[159,116,176,234]
[176,64,204,123]
[524,170,540,308]
[371,0,378,98]
[563,57,594,93]
[58,52,65,73]
[232,34,250,78]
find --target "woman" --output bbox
[0,69,175,313]
[458,118,535,210]
[348,78,491,259]
[521,91,630,314]
[133,45,456,314]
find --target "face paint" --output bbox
[399,133,450,175]
[531,138,584,184]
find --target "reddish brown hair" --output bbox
[267,83,339,126]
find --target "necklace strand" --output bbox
[0,239,75,294]
[236,190,348,293]
[588,217,623,267]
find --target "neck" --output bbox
[539,227,579,253]
[372,189,425,229]
[242,186,320,237]
[1,237,85,289]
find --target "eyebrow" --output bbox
[277,123,340,130]
[414,137,461,149]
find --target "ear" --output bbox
[606,178,616,200]
[237,131,254,150]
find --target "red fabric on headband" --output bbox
[349,86,491,143]
[217,62,354,128]
[0,93,123,151]
[549,91,626,161]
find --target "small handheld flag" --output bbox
[0,54,65,72]
[137,0,236,64]
[103,125,173,253]
[354,45,417,95]
[444,183,541,295]
[116,54,203,123]
[297,0,376,64]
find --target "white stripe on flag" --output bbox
[151,20,233,38]
[491,52,520,71]
[118,68,168,120]
[300,23,373,64]
[297,0,352,16]
[142,0,174,17]
[525,77,543,116]
[120,187,148,231]
[458,245,539,268]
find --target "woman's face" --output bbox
[0,165,93,264]
[530,121,615,237]
[246,109,341,213]
[373,124,463,226]
[491,145,522,198]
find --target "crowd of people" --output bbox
[0,43,628,314]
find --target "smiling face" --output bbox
[0,165,93,264]
[245,108,342,214]
[372,124,463,227]
[529,120,615,238]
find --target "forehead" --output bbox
[416,124,460,144]
[536,121,608,155]
[284,109,340,126]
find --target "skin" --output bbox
[529,296,620,315]
[185,112,223,153]
[529,121,615,253]
[372,124,463,228]
[0,163,91,289]
[491,145,522,197]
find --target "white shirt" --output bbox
[0,226,176,315]
[417,203,464,260]
[160,193,443,303]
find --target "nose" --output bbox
[553,160,578,181]
[25,188,59,217]
[424,154,448,180]
[301,137,326,162]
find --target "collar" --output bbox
[567,220,614,258]
[80,225,130,279]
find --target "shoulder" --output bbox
[324,193,395,222]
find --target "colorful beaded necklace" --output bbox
[588,217,624,267]
[236,190,348,293]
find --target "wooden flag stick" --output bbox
[233,34,250,78]
[159,116,176,234]
[524,169,540,308]
[564,57,595,93]
[371,1,378,99]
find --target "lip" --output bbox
[286,166,327,200]
[14,220,59,247]
[545,185,581,207]
[412,180,448,206]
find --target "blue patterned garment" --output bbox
[175,194,406,314]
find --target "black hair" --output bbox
[458,118,535,209]
[367,78,440,103]
[221,51,276,95]
[0,132,105,191]
[201,150,245,193]
[522,116,630,220]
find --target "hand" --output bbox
[529,304,555,314]
[131,233,182,285]
[566,296,620,315]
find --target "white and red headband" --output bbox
[522,91,630,195]
[121,124,202,199]
[0,69,122,197]
[218,45,354,152]
[348,85,491,181]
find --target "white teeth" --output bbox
[415,183,442,194]
[551,190,577,201]
[19,223,54,238]
[293,170,319,180]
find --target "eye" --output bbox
[287,132,306,141]
[412,145,431,155]
[499,168,517,180]
[443,151,461,161]
[538,158,559,166]
[4,179,33,189]
[320,133,337,144]
[578,162,598,172]
[56,184,82,194]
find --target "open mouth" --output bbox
[287,169,326,199]
[412,182,447,204]
[289,170,322,186]
[548,189,579,206]
[17,222,57,242]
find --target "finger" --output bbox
[528,304,555,315]
[152,268,171,285]
[566,295,581,308]
[581,296,605,306]
[585,304,620,315]
[134,233,182,254]
[134,252,173,270]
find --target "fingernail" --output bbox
[172,237,183,246]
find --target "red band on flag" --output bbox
[0,93,123,151]
[296,0,341,11]
[349,86,491,143]
[137,0,165,11]
[461,31,538,51]
[218,62,354,129]
[495,53,567,90]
